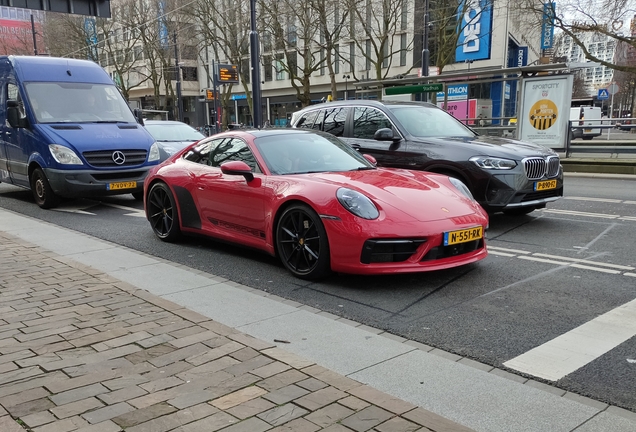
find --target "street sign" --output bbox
[608,83,619,95]
[385,83,443,95]
[598,89,609,100]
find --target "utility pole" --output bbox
[212,59,219,133]
[249,0,262,128]
[30,14,37,55]
[173,31,183,122]
[420,0,430,102]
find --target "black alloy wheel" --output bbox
[30,167,59,209]
[147,182,181,241]
[276,204,331,280]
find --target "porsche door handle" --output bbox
[350,144,361,151]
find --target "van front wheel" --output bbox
[30,168,59,209]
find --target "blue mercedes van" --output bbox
[0,56,161,208]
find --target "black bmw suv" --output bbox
[290,100,563,215]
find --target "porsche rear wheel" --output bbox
[147,183,181,242]
[276,204,331,280]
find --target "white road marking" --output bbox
[487,246,531,254]
[504,297,636,381]
[569,263,622,274]
[52,205,96,215]
[101,203,146,218]
[624,201,636,205]
[625,273,636,278]
[564,196,623,203]
[532,253,634,270]
[542,209,620,219]
[488,251,516,257]
[518,256,571,266]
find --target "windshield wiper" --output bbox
[350,166,376,171]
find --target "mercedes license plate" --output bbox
[107,181,137,191]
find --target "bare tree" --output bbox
[189,0,252,127]
[260,0,321,107]
[520,0,636,73]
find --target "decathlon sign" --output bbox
[541,2,556,49]
[456,0,493,61]
[436,84,469,101]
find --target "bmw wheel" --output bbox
[30,167,59,209]
[276,204,331,280]
[147,182,181,241]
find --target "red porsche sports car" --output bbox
[144,129,488,279]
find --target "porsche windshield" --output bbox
[255,132,374,175]
[388,105,476,138]
[25,82,137,124]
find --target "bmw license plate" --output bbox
[534,179,557,191]
[107,181,137,191]
[443,226,483,246]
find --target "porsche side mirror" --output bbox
[363,154,377,166]
[374,128,398,141]
[221,160,254,182]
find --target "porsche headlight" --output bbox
[48,144,82,165]
[449,177,475,201]
[469,156,516,170]
[148,142,161,162]
[337,188,379,220]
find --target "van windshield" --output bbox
[388,105,475,138]
[24,82,136,124]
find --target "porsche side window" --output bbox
[209,138,261,173]
[296,110,318,129]
[353,107,392,139]
[322,107,348,137]
[183,139,217,164]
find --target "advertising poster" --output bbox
[437,99,477,124]
[518,75,573,148]
[456,0,493,61]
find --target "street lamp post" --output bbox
[465,59,473,125]
[343,74,350,100]
[249,0,262,128]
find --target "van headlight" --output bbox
[469,156,516,170]
[148,142,161,162]
[49,144,82,165]
[449,177,475,201]
[337,188,379,220]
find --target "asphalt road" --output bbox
[1,174,635,412]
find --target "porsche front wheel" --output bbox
[276,204,331,280]
[147,183,181,241]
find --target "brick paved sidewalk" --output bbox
[0,232,474,432]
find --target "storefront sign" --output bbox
[456,0,493,61]
[517,75,573,148]
[436,84,468,101]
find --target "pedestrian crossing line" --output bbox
[504,297,636,381]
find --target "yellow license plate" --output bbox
[584,129,592,132]
[444,226,483,246]
[534,179,557,191]
[107,181,137,191]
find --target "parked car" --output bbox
[143,120,205,160]
[290,100,563,215]
[144,129,488,279]
[0,56,159,208]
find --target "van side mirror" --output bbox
[374,128,398,141]
[133,108,145,126]
[7,100,28,129]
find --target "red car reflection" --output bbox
[144,129,488,279]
